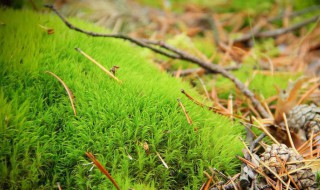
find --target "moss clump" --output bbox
[0,9,244,189]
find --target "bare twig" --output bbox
[45,4,270,119]
[268,5,320,22]
[234,15,320,42]
[86,152,120,190]
[249,133,266,153]
[45,71,77,116]
[171,65,240,77]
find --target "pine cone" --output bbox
[286,104,320,140]
[259,144,316,189]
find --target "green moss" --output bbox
[0,9,244,189]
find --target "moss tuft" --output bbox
[0,9,244,189]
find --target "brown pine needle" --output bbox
[45,71,77,116]
[181,89,206,107]
[262,100,274,120]
[297,131,320,153]
[279,163,320,177]
[85,152,120,190]
[228,176,238,190]
[227,93,233,118]
[177,98,193,125]
[275,155,300,190]
[203,176,213,190]
[156,151,169,169]
[57,182,62,190]
[286,159,320,165]
[239,137,288,188]
[252,116,280,145]
[195,74,210,100]
[282,113,298,154]
[297,82,320,105]
[75,48,122,83]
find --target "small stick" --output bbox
[45,71,77,116]
[75,48,122,83]
[177,98,192,125]
[171,66,240,77]
[234,15,320,42]
[86,152,120,190]
[249,133,266,153]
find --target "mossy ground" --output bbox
[0,9,244,189]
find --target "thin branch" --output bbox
[171,65,240,77]
[249,133,266,153]
[45,4,270,119]
[268,5,320,22]
[234,15,320,42]
[44,4,179,59]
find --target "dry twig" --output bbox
[234,15,320,42]
[45,4,270,119]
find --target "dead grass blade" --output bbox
[252,116,280,145]
[45,71,77,116]
[203,172,213,190]
[282,113,298,154]
[86,152,120,190]
[297,82,320,105]
[196,75,210,100]
[75,48,122,83]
